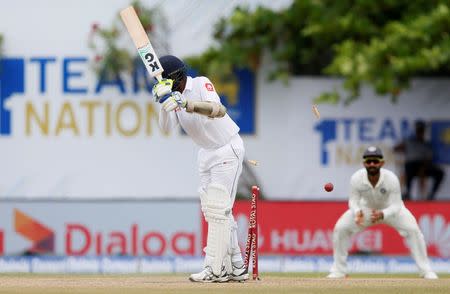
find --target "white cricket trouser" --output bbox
[330,207,432,275]
[198,134,245,267]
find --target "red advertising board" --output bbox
[202,201,450,257]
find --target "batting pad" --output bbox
[204,183,232,276]
[199,189,208,220]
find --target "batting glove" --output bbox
[160,91,187,112]
[152,79,173,102]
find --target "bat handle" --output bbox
[155,74,162,82]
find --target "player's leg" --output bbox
[190,183,232,282]
[384,207,438,279]
[210,135,247,281]
[196,189,247,282]
[328,209,362,278]
[190,150,227,282]
[229,216,248,281]
[191,136,246,282]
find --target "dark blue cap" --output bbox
[363,146,383,159]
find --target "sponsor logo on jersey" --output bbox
[205,83,214,92]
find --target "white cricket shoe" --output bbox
[422,272,438,279]
[326,272,347,279]
[189,266,230,283]
[229,264,249,282]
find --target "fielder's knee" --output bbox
[333,227,345,242]
[403,227,423,239]
[333,221,349,235]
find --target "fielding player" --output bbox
[152,55,248,283]
[327,146,438,279]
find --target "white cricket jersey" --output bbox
[348,168,404,219]
[158,76,240,149]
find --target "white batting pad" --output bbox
[204,183,232,276]
[199,188,208,220]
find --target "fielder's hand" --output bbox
[160,91,187,112]
[152,79,173,102]
[370,210,384,224]
[355,210,364,226]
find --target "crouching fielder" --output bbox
[152,55,248,283]
[327,146,438,279]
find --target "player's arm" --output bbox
[157,91,227,118]
[348,176,362,215]
[348,175,364,226]
[381,175,402,219]
[189,77,227,118]
[185,100,226,118]
[158,107,179,132]
[152,80,179,131]
[154,77,227,118]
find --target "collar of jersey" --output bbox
[363,168,385,189]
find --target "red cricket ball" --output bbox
[324,182,334,192]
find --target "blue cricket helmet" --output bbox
[159,55,186,91]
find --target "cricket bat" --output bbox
[120,6,163,81]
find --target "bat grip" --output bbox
[155,74,162,82]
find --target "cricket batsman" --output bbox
[152,55,248,282]
[327,146,438,279]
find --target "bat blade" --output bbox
[120,6,163,81]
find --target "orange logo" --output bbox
[14,209,55,254]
